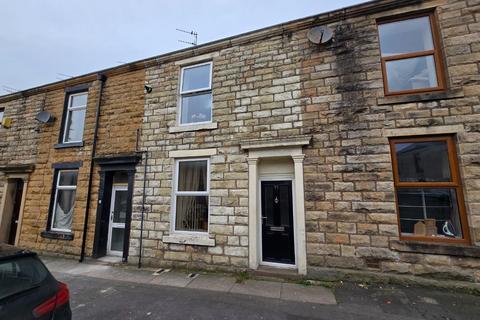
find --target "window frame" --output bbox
[62,91,88,144]
[178,61,213,126]
[0,108,4,128]
[389,135,470,244]
[172,158,211,235]
[377,11,446,96]
[50,170,78,233]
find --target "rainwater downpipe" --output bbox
[79,73,106,262]
[138,148,148,269]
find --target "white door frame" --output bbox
[107,185,128,256]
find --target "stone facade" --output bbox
[1,0,479,282]
[0,69,145,257]
[130,0,480,281]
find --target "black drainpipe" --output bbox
[138,150,148,268]
[79,73,106,263]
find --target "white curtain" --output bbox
[53,190,75,230]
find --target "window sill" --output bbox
[168,122,218,133]
[163,234,215,247]
[390,240,480,258]
[40,230,74,241]
[377,88,464,105]
[54,142,84,149]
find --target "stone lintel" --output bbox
[240,135,312,150]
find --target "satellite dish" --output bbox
[307,25,334,44]
[35,111,55,124]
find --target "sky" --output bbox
[0,0,368,94]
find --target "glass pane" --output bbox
[0,110,4,123]
[0,256,48,300]
[396,140,451,182]
[397,188,462,238]
[113,190,128,223]
[58,171,78,186]
[70,93,88,108]
[180,93,212,124]
[178,160,208,192]
[182,64,211,92]
[175,196,208,232]
[385,55,438,92]
[113,172,128,184]
[110,227,124,252]
[65,108,86,142]
[379,16,434,56]
[53,189,76,230]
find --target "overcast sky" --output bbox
[0,0,367,94]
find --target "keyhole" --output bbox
[274,197,279,204]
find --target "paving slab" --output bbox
[281,283,336,305]
[187,274,236,292]
[149,271,195,288]
[230,279,282,299]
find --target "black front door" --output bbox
[261,180,295,264]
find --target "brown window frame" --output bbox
[389,135,470,244]
[377,11,446,96]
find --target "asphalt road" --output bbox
[54,272,480,320]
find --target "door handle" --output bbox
[261,216,267,220]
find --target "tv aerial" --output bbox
[176,28,198,46]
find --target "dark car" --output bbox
[0,244,72,319]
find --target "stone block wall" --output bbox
[131,33,306,269]
[131,0,480,281]
[17,69,144,256]
[300,0,480,281]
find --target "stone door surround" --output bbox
[241,135,311,275]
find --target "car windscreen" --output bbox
[0,256,49,300]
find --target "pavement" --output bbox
[42,256,480,319]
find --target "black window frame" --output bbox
[56,83,91,148]
[41,161,82,240]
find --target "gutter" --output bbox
[79,73,106,263]
[0,0,422,104]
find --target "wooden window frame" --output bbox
[377,11,446,96]
[389,135,470,244]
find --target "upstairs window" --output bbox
[173,159,210,233]
[378,12,445,95]
[179,62,212,125]
[50,170,78,232]
[390,136,469,243]
[62,92,87,143]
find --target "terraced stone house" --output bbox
[1,0,480,281]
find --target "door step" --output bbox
[253,265,303,282]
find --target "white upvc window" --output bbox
[179,62,213,125]
[63,92,88,143]
[51,170,78,232]
[173,158,210,233]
